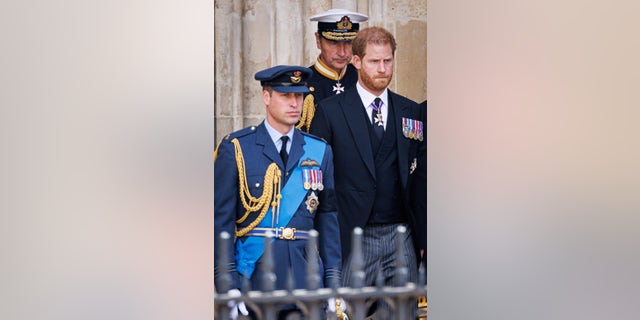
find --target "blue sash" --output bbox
[235,136,326,279]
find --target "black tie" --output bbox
[279,136,289,165]
[371,97,385,140]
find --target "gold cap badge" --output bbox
[291,70,302,83]
[336,16,352,30]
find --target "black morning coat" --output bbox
[309,87,427,264]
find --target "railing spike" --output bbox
[394,225,409,286]
[217,231,233,293]
[305,230,321,290]
[349,227,365,289]
[261,231,276,292]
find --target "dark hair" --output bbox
[352,26,397,58]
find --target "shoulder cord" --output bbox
[296,95,315,132]
[230,138,282,237]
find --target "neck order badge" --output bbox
[371,98,385,140]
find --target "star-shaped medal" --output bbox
[374,112,384,126]
[332,82,344,94]
[305,192,319,214]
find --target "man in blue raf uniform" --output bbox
[214,65,344,319]
[296,8,368,132]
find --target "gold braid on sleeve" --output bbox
[296,94,315,132]
[230,138,282,237]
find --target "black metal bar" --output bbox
[261,232,277,320]
[394,225,409,287]
[215,231,232,320]
[349,227,365,289]
[305,230,322,320]
[348,227,366,319]
[217,231,233,293]
[305,230,321,290]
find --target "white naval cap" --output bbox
[310,8,369,42]
[309,8,369,23]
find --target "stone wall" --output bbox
[214,0,427,143]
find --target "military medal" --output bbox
[402,117,424,141]
[302,168,311,190]
[402,117,410,137]
[332,82,344,94]
[300,158,323,191]
[305,191,319,214]
[374,112,384,126]
[332,64,348,94]
[413,119,422,141]
[311,169,318,190]
[409,119,416,139]
[317,170,324,191]
[372,100,384,126]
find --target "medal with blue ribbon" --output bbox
[302,168,311,190]
[402,117,424,141]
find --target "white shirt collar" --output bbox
[263,120,294,152]
[356,82,388,110]
[356,82,389,128]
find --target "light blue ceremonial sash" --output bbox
[235,136,326,279]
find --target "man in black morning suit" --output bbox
[309,26,426,319]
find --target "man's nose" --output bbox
[290,95,299,106]
[337,43,347,56]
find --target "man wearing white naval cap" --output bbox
[296,8,368,132]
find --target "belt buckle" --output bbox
[279,227,296,240]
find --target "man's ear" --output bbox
[262,89,271,106]
[352,55,362,69]
[315,32,322,50]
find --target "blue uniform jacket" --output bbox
[214,122,341,291]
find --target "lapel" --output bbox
[341,89,376,179]
[255,122,282,167]
[256,122,305,173]
[287,129,305,171]
[390,91,410,188]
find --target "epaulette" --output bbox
[300,131,327,144]
[224,125,259,141]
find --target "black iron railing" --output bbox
[214,227,428,320]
